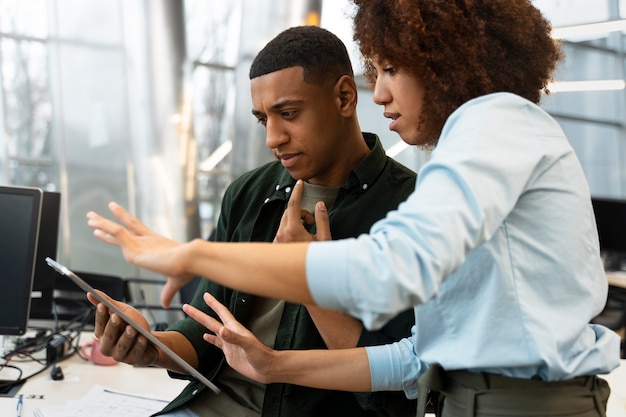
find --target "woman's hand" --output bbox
[183,292,277,384]
[86,202,195,307]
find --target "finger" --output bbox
[86,213,126,245]
[161,278,182,309]
[93,303,111,339]
[301,209,315,226]
[285,180,304,222]
[98,313,126,355]
[275,180,308,243]
[108,202,153,236]
[202,292,238,325]
[183,303,224,335]
[86,292,101,307]
[314,202,332,241]
[110,324,139,361]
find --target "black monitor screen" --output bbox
[591,198,626,266]
[0,185,42,335]
[30,191,61,320]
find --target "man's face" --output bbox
[250,66,347,186]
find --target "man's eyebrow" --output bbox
[251,99,305,116]
[270,99,304,110]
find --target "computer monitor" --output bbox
[591,197,626,270]
[29,191,61,321]
[0,185,43,335]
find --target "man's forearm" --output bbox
[153,331,199,374]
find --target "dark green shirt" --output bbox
[157,133,417,417]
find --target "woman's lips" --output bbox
[384,112,401,131]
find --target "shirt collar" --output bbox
[346,132,387,193]
[269,132,386,200]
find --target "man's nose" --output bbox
[265,120,288,149]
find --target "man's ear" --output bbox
[335,75,358,116]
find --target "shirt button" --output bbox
[362,183,368,190]
[285,187,292,193]
[241,298,246,303]
[264,198,270,204]
[192,389,198,395]
[275,184,280,190]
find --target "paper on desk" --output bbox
[33,384,169,417]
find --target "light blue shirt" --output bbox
[306,93,621,398]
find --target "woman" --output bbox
[87,1,620,415]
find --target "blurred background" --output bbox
[0,0,624,282]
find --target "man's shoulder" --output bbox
[381,156,418,187]
[226,160,288,193]
[385,156,417,176]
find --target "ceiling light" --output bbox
[548,79,626,93]
[551,19,626,39]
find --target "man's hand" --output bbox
[273,180,362,348]
[87,291,158,367]
[274,180,332,243]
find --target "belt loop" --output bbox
[464,388,476,417]
[589,376,608,414]
[416,365,444,417]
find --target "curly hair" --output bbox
[351,0,564,145]
[249,26,354,87]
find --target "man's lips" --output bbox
[277,153,301,168]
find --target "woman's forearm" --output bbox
[185,239,314,305]
[269,347,372,391]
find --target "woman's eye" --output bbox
[383,66,396,74]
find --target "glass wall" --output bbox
[0,0,624,279]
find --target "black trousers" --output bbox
[416,365,611,417]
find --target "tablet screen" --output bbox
[45,257,220,394]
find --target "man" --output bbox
[91,26,417,416]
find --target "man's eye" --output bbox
[282,110,296,118]
[256,117,267,126]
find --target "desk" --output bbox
[0,333,187,416]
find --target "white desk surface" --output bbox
[0,333,187,416]
[0,335,624,417]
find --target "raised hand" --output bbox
[274,180,332,243]
[86,202,194,308]
[183,292,276,384]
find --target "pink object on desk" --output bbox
[80,339,118,366]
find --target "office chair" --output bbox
[52,270,125,323]
[124,276,200,329]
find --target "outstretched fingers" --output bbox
[107,202,153,236]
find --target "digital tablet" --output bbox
[45,257,220,394]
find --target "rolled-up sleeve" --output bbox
[365,333,424,398]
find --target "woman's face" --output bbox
[371,59,426,146]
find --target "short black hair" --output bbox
[249,26,354,86]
